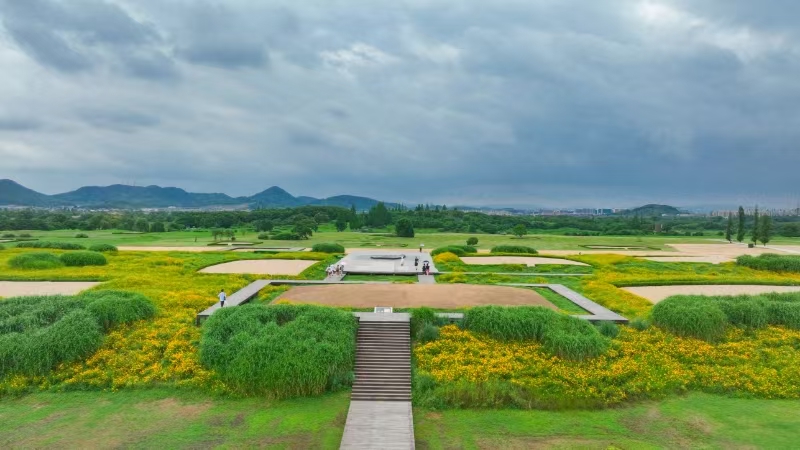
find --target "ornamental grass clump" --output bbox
[431,245,476,257]
[88,243,118,253]
[463,306,609,360]
[0,292,155,377]
[8,252,63,270]
[16,241,85,250]
[652,296,728,342]
[737,254,800,273]
[80,290,156,331]
[310,243,345,253]
[490,245,538,254]
[433,251,461,264]
[60,251,107,267]
[200,304,357,398]
[717,296,769,329]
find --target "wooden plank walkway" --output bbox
[340,401,415,449]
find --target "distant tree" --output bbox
[736,206,746,242]
[724,215,732,242]
[313,212,330,225]
[759,214,772,246]
[293,223,313,239]
[395,218,415,237]
[134,218,150,233]
[751,206,760,244]
[211,228,224,241]
[335,217,347,232]
[150,222,166,233]
[367,202,391,227]
[254,220,273,232]
[467,237,479,246]
[512,224,528,238]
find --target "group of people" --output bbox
[412,256,431,275]
[326,264,345,278]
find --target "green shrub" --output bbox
[463,306,609,360]
[80,291,156,331]
[8,252,63,270]
[652,296,728,342]
[737,254,800,273]
[417,323,440,343]
[490,245,538,254]
[411,307,440,337]
[466,237,479,246]
[1,233,15,238]
[257,233,270,240]
[596,321,620,338]
[200,304,357,398]
[311,243,345,253]
[75,233,89,238]
[60,251,107,267]
[88,243,118,253]
[18,233,31,238]
[629,318,651,331]
[16,241,85,250]
[271,232,301,240]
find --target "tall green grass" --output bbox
[490,245,538,254]
[88,243,118,253]
[8,252,64,270]
[653,292,800,341]
[15,241,86,250]
[737,254,800,273]
[60,251,107,267]
[462,306,609,360]
[200,304,357,398]
[310,243,345,253]
[0,291,155,376]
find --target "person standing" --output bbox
[414,256,419,272]
[218,289,226,307]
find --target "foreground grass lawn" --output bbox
[0,389,349,448]
[415,393,800,449]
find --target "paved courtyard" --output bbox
[338,251,438,274]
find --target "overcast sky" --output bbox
[1,0,799,208]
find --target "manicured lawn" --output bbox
[13,228,800,251]
[414,393,800,448]
[0,389,349,449]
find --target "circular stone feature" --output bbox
[275,284,558,309]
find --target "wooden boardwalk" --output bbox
[340,401,415,449]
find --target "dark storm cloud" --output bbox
[0,117,42,131]
[0,0,798,207]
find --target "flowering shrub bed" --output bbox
[414,324,800,408]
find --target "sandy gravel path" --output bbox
[642,256,733,264]
[623,285,800,303]
[461,256,588,266]
[0,281,100,297]
[275,284,557,309]
[199,259,317,275]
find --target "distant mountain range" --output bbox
[620,204,684,216]
[0,179,395,210]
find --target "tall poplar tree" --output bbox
[759,214,772,246]
[736,206,746,242]
[751,206,760,245]
[725,215,733,242]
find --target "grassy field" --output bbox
[9,227,800,250]
[3,389,798,448]
[415,393,800,448]
[0,389,348,448]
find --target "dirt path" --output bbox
[461,256,588,266]
[623,285,800,303]
[199,259,316,275]
[275,284,557,309]
[0,281,101,297]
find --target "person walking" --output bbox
[218,289,226,308]
[414,256,419,272]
